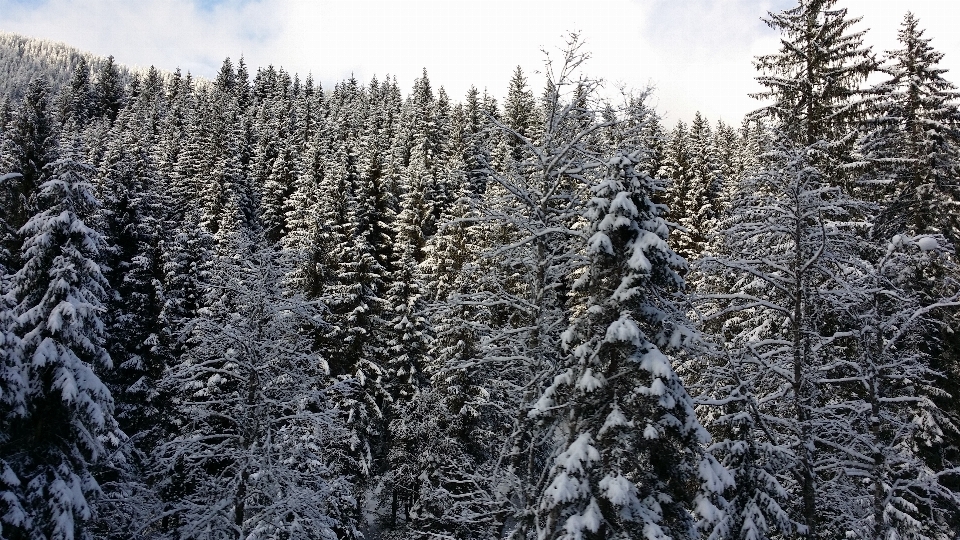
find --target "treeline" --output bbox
[0,2,959,539]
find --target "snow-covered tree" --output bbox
[0,78,58,263]
[695,139,872,537]
[155,234,356,539]
[671,112,724,261]
[661,121,695,259]
[2,137,119,540]
[93,55,124,123]
[529,147,728,540]
[837,233,960,539]
[860,12,960,246]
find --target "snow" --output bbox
[543,471,585,505]
[556,433,600,475]
[587,231,613,255]
[598,473,636,506]
[576,368,604,392]
[1,464,20,486]
[562,498,603,538]
[54,365,79,404]
[628,230,667,273]
[916,236,939,251]
[638,348,672,377]
[698,455,734,493]
[31,337,60,367]
[599,404,634,436]
[609,191,639,218]
[605,315,641,344]
[628,245,653,272]
[529,370,573,417]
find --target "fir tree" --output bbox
[860,12,960,249]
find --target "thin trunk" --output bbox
[235,468,248,539]
[869,301,885,540]
[794,200,817,539]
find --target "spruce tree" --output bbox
[2,136,119,540]
[678,112,723,260]
[93,56,124,123]
[753,0,874,179]
[530,148,728,539]
[700,2,879,535]
[661,120,695,260]
[0,78,57,261]
[696,139,872,538]
[860,12,960,247]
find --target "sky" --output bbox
[1,0,959,124]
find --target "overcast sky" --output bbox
[1,0,958,124]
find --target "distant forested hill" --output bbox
[0,32,131,100]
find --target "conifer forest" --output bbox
[2,1,960,539]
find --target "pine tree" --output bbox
[214,57,237,94]
[96,98,166,440]
[0,78,58,263]
[678,112,723,260]
[860,12,960,248]
[377,164,432,533]
[502,66,540,163]
[282,127,329,298]
[60,57,92,127]
[840,234,960,539]
[698,3,880,535]
[2,136,119,540]
[318,78,392,532]
[753,0,874,180]
[93,55,124,123]
[696,140,872,538]
[661,120,695,260]
[530,147,728,539]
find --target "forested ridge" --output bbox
[1,1,960,539]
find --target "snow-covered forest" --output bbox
[1,1,960,538]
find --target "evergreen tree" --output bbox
[530,147,728,539]
[318,78,392,533]
[214,57,237,94]
[753,0,874,181]
[96,100,165,440]
[855,14,960,534]
[501,66,540,163]
[282,126,329,298]
[841,234,960,539]
[60,57,92,127]
[696,140,872,537]
[677,112,722,260]
[2,137,119,540]
[860,12,960,248]
[93,56,124,123]
[661,120,694,259]
[0,78,57,261]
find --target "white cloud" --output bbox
[1,0,959,124]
